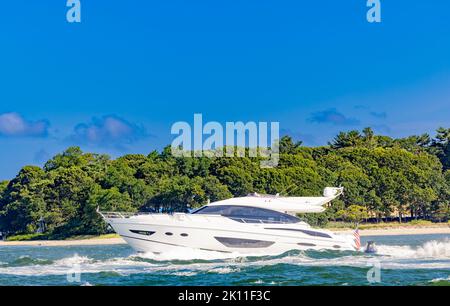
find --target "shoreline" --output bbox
[0,225,449,247]
[334,225,450,237]
[0,237,126,247]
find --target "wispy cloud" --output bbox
[369,111,387,119]
[308,108,360,126]
[354,105,388,120]
[0,112,49,137]
[69,115,149,149]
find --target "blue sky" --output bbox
[1,0,450,180]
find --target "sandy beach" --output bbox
[0,237,126,247]
[1,225,449,246]
[336,225,450,237]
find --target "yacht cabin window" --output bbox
[192,205,300,224]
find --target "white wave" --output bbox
[134,249,236,261]
[133,248,260,261]
[81,281,93,286]
[54,254,92,266]
[208,267,240,274]
[0,254,156,276]
[430,276,450,282]
[213,239,450,270]
[1,239,450,277]
[0,253,241,277]
[416,240,450,258]
[173,271,198,277]
[376,239,450,259]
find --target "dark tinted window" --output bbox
[214,237,274,248]
[264,227,332,238]
[129,230,155,236]
[193,205,299,224]
[298,242,316,247]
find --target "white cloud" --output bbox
[0,112,49,137]
[70,115,148,148]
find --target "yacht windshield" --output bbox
[192,205,300,224]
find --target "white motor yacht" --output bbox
[98,187,360,256]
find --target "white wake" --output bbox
[0,239,449,276]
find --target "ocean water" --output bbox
[0,234,449,286]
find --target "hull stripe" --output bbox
[120,235,232,253]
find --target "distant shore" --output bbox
[0,237,126,247]
[334,225,450,237]
[1,225,449,247]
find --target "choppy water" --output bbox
[0,234,449,286]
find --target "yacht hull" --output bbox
[104,213,357,256]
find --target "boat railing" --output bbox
[97,211,144,219]
[97,210,301,224]
[98,211,202,220]
[228,217,298,224]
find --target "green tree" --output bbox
[46,166,95,235]
[330,130,363,149]
[102,157,153,208]
[431,127,450,170]
[0,181,8,195]
[337,205,369,226]
[279,135,302,154]
[1,127,450,237]
[82,185,134,234]
[0,166,49,233]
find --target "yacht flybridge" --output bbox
[98,187,360,256]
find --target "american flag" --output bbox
[353,228,361,251]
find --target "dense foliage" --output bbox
[1,128,450,236]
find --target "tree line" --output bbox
[1,127,449,237]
